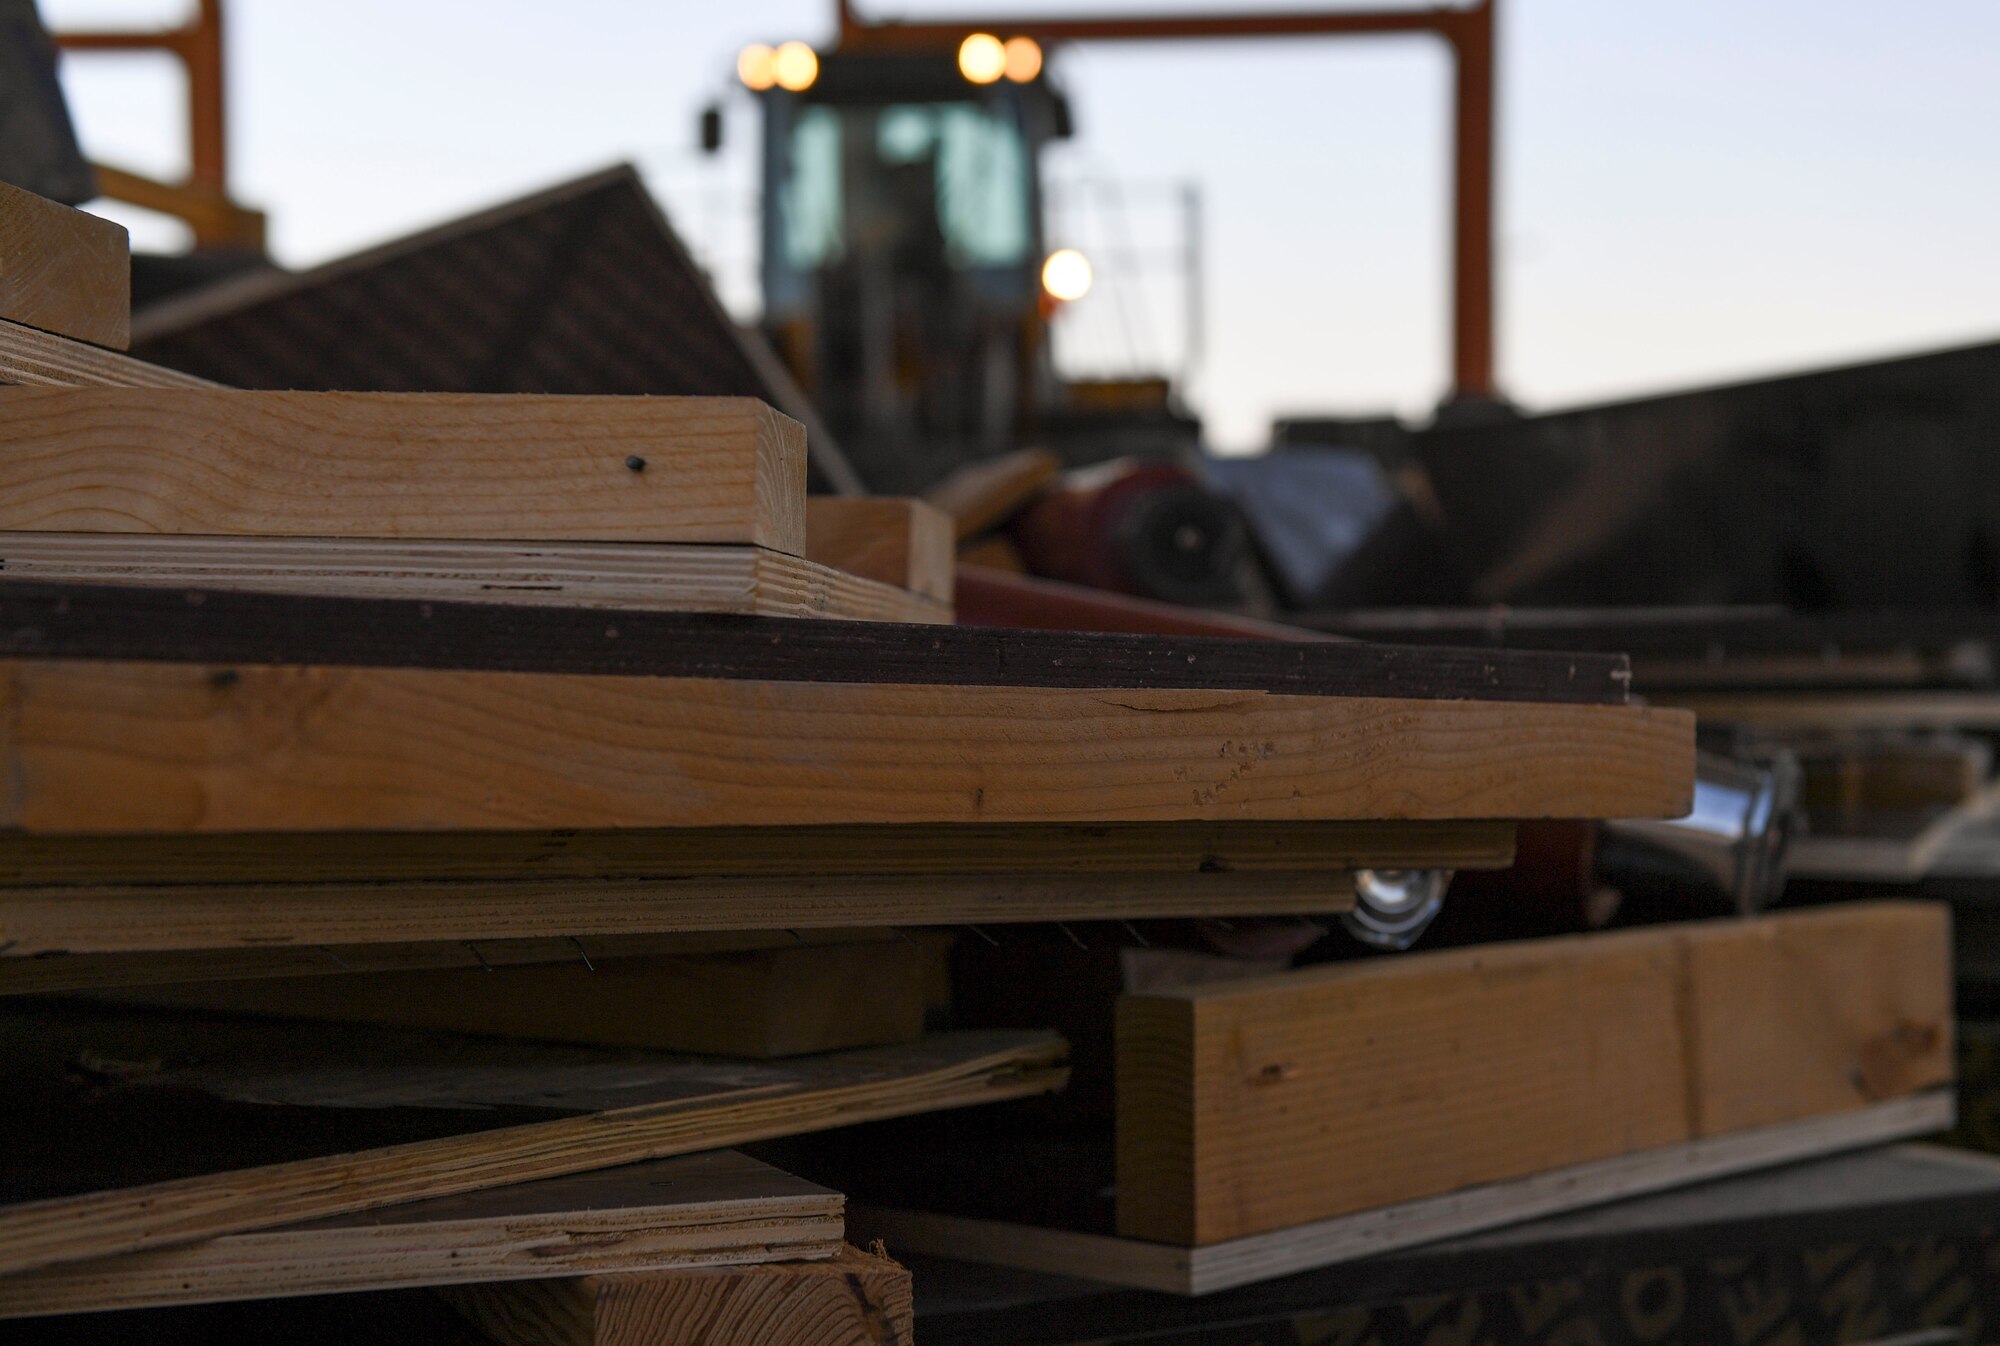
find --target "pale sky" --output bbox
[43,0,2000,451]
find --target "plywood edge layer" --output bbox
[0,318,216,389]
[0,536,948,625]
[0,820,1514,886]
[0,1032,1067,1278]
[0,1149,843,1318]
[0,870,1361,964]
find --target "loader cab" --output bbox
[745,46,1074,491]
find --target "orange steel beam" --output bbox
[56,0,230,198]
[834,0,1498,400]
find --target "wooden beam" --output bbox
[0,928,906,994]
[1114,903,1953,1246]
[0,317,215,388]
[0,389,807,553]
[0,183,129,349]
[441,1243,913,1346]
[956,565,1333,640]
[101,938,946,1057]
[0,660,1694,832]
[851,1091,1955,1296]
[925,447,1060,540]
[0,1009,1065,1276]
[1664,690,2000,732]
[806,496,954,603]
[0,818,1512,886]
[0,579,1638,705]
[0,870,1362,969]
[0,536,949,624]
[0,1151,840,1319]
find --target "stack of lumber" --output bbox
[10,174,1943,1339]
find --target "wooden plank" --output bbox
[0,818,1511,886]
[0,580,1636,705]
[806,496,955,602]
[0,317,216,388]
[0,536,948,624]
[956,565,1335,640]
[101,938,945,1057]
[0,1151,841,1319]
[852,1092,1954,1296]
[441,1243,913,1346]
[0,389,806,553]
[0,659,1692,833]
[1665,691,2000,731]
[0,1006,1065,1276]
[0,928,903,994]
[0,870,1360,968]
[0,183,129,349]
[1114,904,1953,1246]
[926,447,1061,540]
[1682,905,1953,1133]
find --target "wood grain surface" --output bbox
[0,818,1512,885]
[0,870,1360,967]
[0,535,949,623]
[0,928,906,994]
[0,1009,1065,1277]
[0,317,214,388]
[853,1092,1956,1295]
[0,184,129,349]
[0,660,1694,832]
[1114,903,1953,1246]
[806,496,955,602]
[0,389,805,551]
[0,1151,840,1319]
[442,1243,913,1346]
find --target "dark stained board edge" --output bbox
[1300,604,2000,660]
[0,581,1631,705]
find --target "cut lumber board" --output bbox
[102,938,945,1057]
[0,317,216,389]
[0,1151,841,1319]
[926,447,1060,540]
[851,1091,1954,1295]
[1680,905,1954,1133]
[956,564,1332,640]
[0,535,948,624]
[0,817,1509,886]
[0,869,1360,969]
[0,1003,1065,1276]
[0,659,1693,832]
[806,496,954,602]
[0,579,1637,705]
[0,928,902,994]
[0,389,806,552]
[441,1242,912,1346]
[1666,691,2000,731]
[1114,903,1953,1246]
[0,183,129,349]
